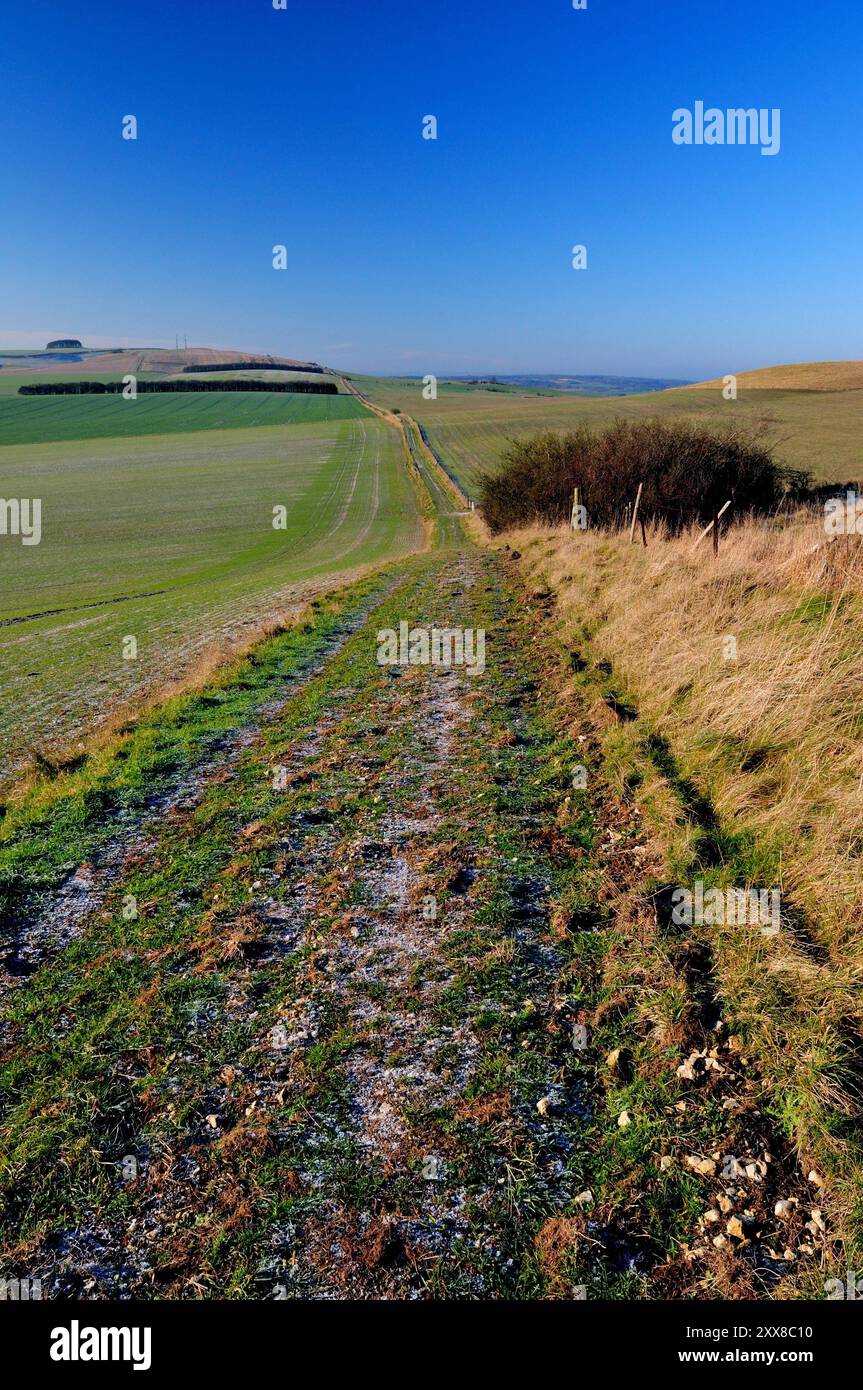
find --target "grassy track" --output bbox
[0,517,834,1298]
[356,375,863,492]
[0,390,364,446]
[0,415,425,785]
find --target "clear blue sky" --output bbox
[1,0,861,379]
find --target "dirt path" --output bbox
[0,549,596,1297]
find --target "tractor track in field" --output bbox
[0,589,172,630]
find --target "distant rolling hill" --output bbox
[0,347,337,399]
[360,362,863,490]
[679,360,863,392]
[0,345,324,381]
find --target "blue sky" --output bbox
[1,0,861,378]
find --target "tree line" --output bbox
[181,361,324,374]
[19,380,339,396]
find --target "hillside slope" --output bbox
[359,372,863,491]
[680,360,863,392]
[0,346,325,391]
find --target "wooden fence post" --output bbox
[691,499,733,554]
[629,482,643,544]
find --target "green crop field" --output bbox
[0,413,424,784]
[0,389,365,446]
[356,375,863,493]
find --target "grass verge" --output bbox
[490,515,863,1279]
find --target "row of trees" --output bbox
[19,379,338,396]
[181,361,324,373]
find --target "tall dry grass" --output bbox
[498,509,863,1248]
[512,510,863,956]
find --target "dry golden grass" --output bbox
[683,360,863,392]
[505,512,863,942]
[496,511,863,1250]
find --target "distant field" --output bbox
[0,415,424,782]
[356,375,862,492]
[0,390,365,445]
